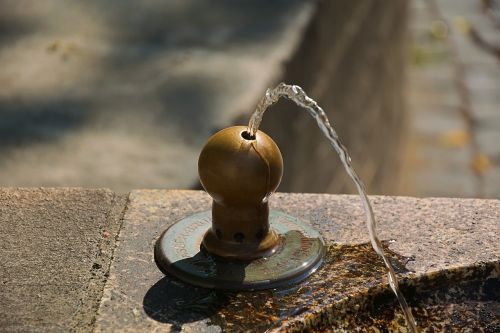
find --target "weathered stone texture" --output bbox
[95,190,499,332]
[0,188,126,332]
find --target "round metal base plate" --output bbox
[154,210,325,290]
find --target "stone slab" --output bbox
[0,188,127,332]
[95,190,500,332]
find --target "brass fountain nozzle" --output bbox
[198,126,283,260]
[154,125,324,290]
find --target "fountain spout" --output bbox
[155,125,325,290]
[198,126,283,260]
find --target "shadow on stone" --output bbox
[143,251,247,328]
[142,277,227,328]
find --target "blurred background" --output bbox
[0,0,498,198]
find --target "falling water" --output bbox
[247,83,418,333]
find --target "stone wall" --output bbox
[259,0,409,195]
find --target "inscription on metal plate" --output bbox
[155,210,325,290]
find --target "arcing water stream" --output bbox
[247,83,418,333]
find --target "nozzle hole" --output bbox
[233,232,245,243]
[241,131,256,140]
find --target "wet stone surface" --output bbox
[316,261,499,333]
[207,243,411,332]
[142,242,409,332]
[94,190,500,332]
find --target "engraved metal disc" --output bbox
[154,210,325,290]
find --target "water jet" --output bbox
[155,83,417,331]
[155,125,325,290]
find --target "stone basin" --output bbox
[283,261,499,332]
[352,262,499,332]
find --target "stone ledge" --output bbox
[0,188,498,331]
[95,190,499,332]
[0,188,500,331]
